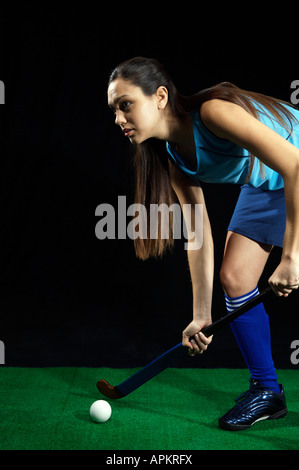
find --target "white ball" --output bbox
[90,400,112,423]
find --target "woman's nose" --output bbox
[115,110,127,126]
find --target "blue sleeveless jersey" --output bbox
[166,103,299,190]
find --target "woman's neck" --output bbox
[160,110,193,146]
[169,113,195,151]
[165,111,197,170]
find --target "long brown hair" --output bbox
[108,57,297,260]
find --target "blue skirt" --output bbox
[227,184,286,248]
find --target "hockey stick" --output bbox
[97,286,272,399]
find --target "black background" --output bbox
[0,5,298,370]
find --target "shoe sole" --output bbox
[219,408,288,431]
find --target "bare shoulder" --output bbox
[200,98,233,115]
[200,99,242,124]
[200,99,255,140]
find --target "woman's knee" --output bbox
[220,264,244,296]
[219,263,258,298]
[220,232,272,297]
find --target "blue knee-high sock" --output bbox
[225,286,280,393]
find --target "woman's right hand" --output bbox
[182,320,213,356]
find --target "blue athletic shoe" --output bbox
[219,379,287,431]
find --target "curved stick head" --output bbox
[96,379,124,399]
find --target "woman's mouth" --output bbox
[123,128,134,138]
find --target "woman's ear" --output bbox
[156,86,168,110]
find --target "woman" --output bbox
[107,57,299,431]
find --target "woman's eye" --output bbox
[120,101,131,111]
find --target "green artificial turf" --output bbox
[0,367,298,450]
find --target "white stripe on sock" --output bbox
[225,287,259,312]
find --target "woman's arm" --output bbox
[201,99,299,297]
[169,163,214,353]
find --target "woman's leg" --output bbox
[219,231,280,392]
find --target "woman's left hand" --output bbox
[268,256,299,297]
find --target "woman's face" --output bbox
[107,78,167,144]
